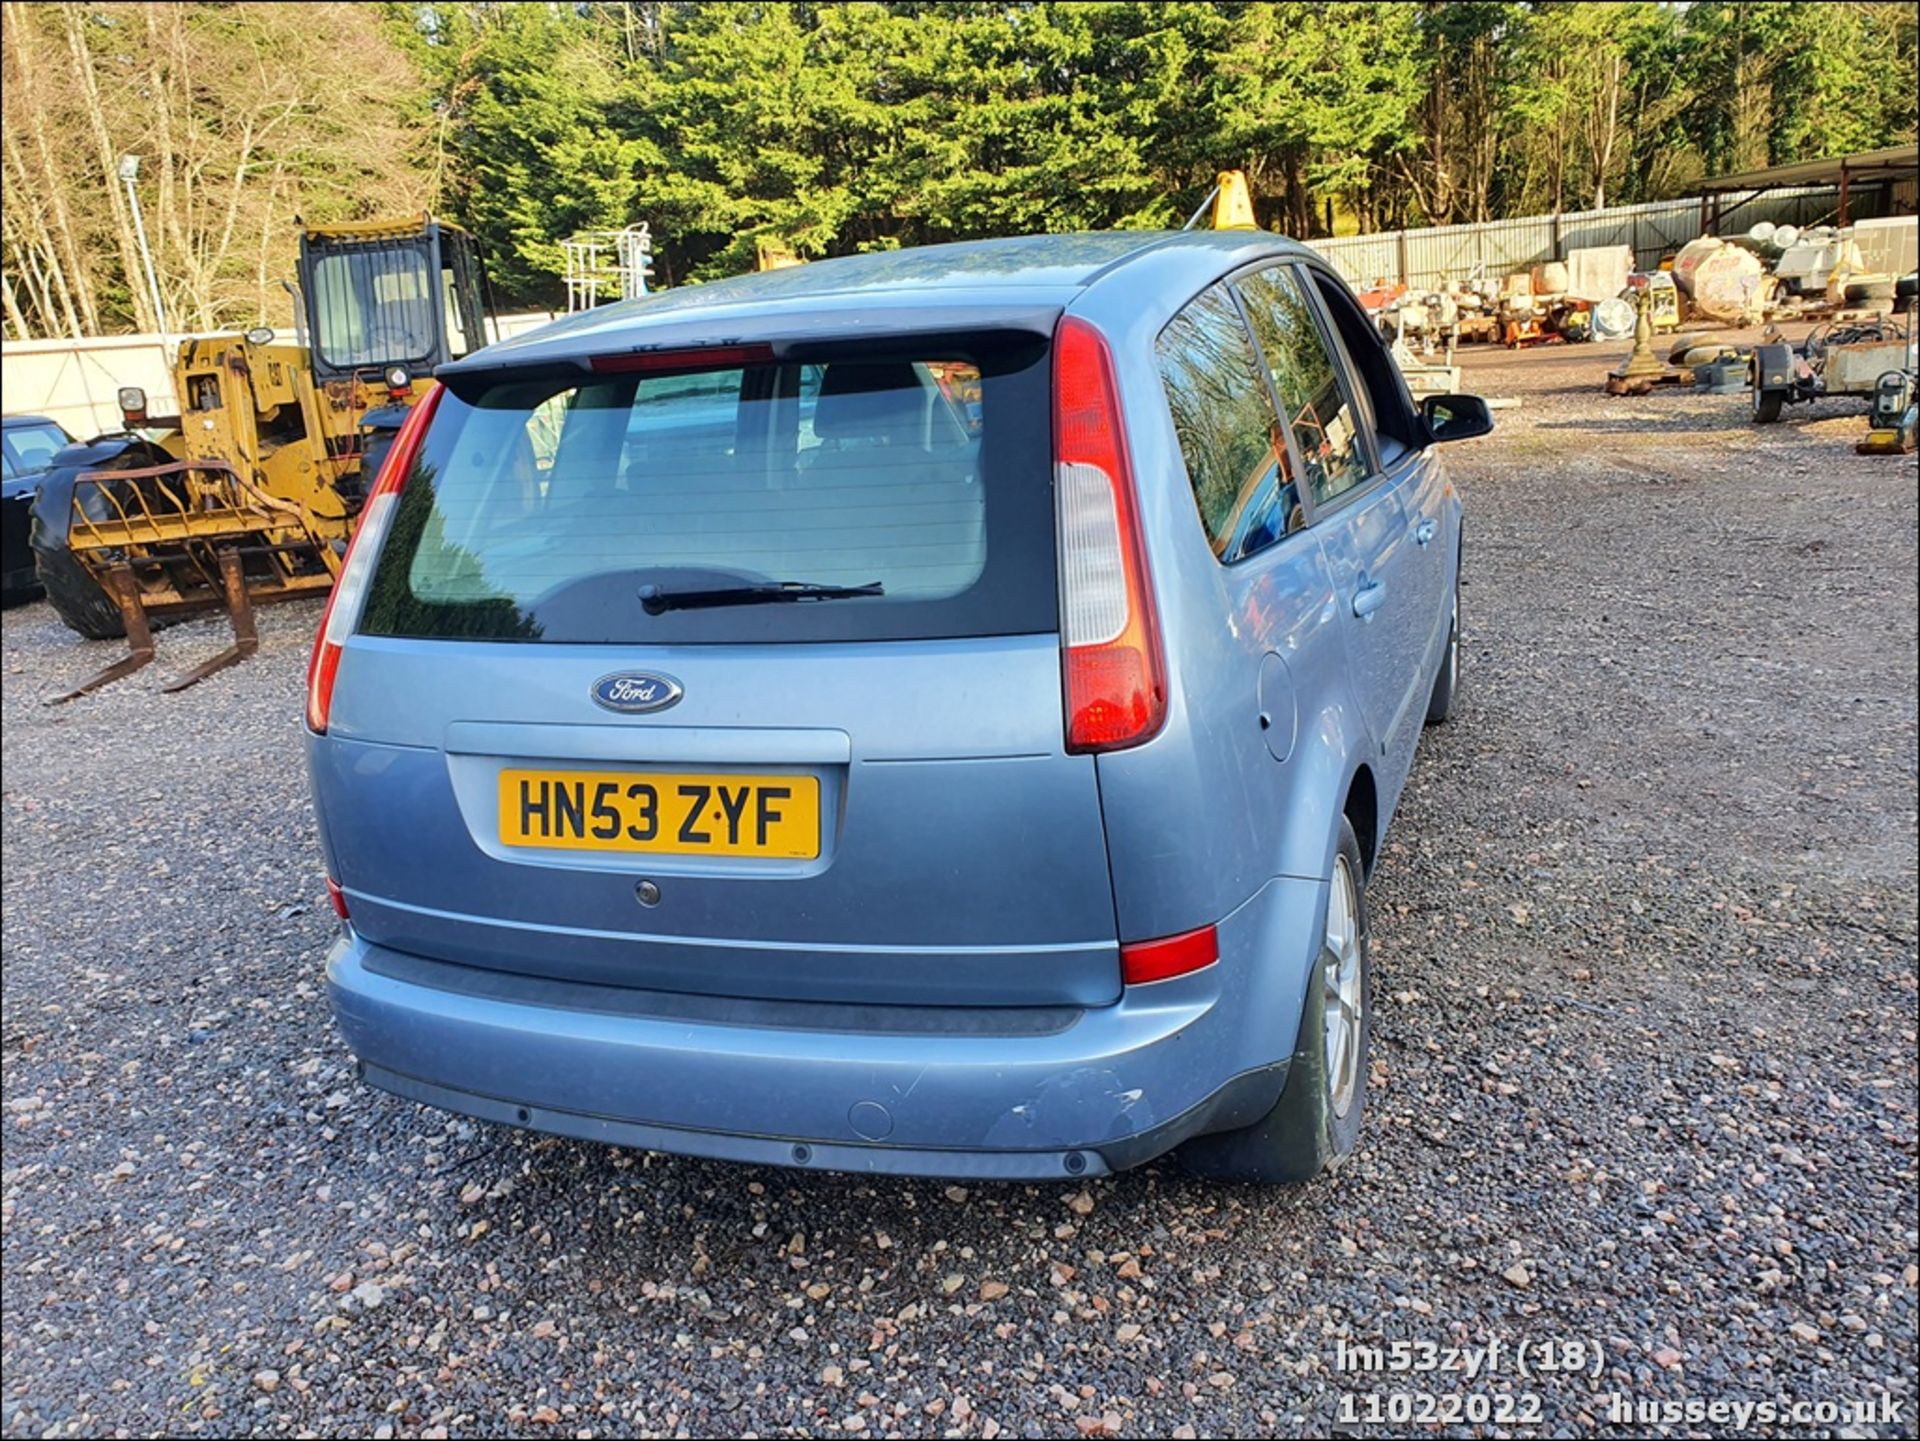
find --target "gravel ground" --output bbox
[3,336,1916,1439]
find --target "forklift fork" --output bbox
[48,550,259,703]
[161,550,259,692]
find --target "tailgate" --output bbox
[308,333,1123,1007]
[315,635,1119,1006]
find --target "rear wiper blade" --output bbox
[639,579,885,614]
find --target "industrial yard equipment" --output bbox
[1593,297,1637,340]
[1623,270,1682,331]
[1750,313,1916,425]
[31,214,487,696]
[755,237,806,271]
[1604,285,1682,395]
[564,223,654,310]
[1856,368,1918,454]
[1672,236,1772,326]
[1385,298,1462,396]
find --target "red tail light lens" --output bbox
[1120,924,1218,985]
[1054,315,1166,753]
[325,876,350,920]
[305,384,443,734]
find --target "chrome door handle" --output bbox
[1351,579,1386,619]
[1414,518,1437,546]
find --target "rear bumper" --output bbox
[326,874,1327,1179]
[357,1056,1283,1180]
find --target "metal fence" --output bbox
[1304,183,1895,289]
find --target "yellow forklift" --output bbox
[31,214,488,697]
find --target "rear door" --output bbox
[1234,263,1424,760]
[1305,266,1456,711]
[313,334,1124,1008]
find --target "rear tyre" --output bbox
[1178,818,1371,1185]
[32,538,126,640]
[1425,571,1459,726]
[1753,388,1785,425]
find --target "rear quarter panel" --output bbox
[1066,249,1381,944]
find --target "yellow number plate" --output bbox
[498,769,820,858]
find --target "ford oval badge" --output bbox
[591,671,683,715]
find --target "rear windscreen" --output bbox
[359,342,1055,644]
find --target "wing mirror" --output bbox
[1420,393,1493,444]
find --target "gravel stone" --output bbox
[2,328,1914,1437]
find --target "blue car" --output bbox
[306,231,1489,1184]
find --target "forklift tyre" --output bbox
[32,539,126,640]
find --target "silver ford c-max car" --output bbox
[306,230,1489,1184]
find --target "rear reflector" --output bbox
[325,877,350,920]
[1120,924,1218,985]
[305,383,442,733]
[1053,315,1166,753]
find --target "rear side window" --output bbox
[1156,284,1303,564]
[1235,266,1372,509]
[359,341,1055,644]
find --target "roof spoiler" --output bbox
[436,302,1065,389]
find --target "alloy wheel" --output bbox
[1322,855,1364,1118]
[1447,587,1459,692]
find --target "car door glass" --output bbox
[1237,265,1371,509]
[3,421,71,478]
[1155,283,1304,564]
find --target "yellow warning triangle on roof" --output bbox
[1211,171,1258,230]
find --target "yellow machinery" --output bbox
[755,237,806,272]
[1182,169,1260,232]
[1210,170,1259,230]
[34,215,488,696]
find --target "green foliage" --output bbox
[396,3,657,299]
[376,1,1919,305]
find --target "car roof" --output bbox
[444,230,1322,379]
[2,414,65,429]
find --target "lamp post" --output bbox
[117,154,169,350]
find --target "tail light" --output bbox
[305,384,443,734]
[1053,315,1166,753]
[1121,924,1218,985]
[325,876,351,921]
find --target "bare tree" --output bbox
[1,2,432,337]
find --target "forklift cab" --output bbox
[297,216,486,386]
